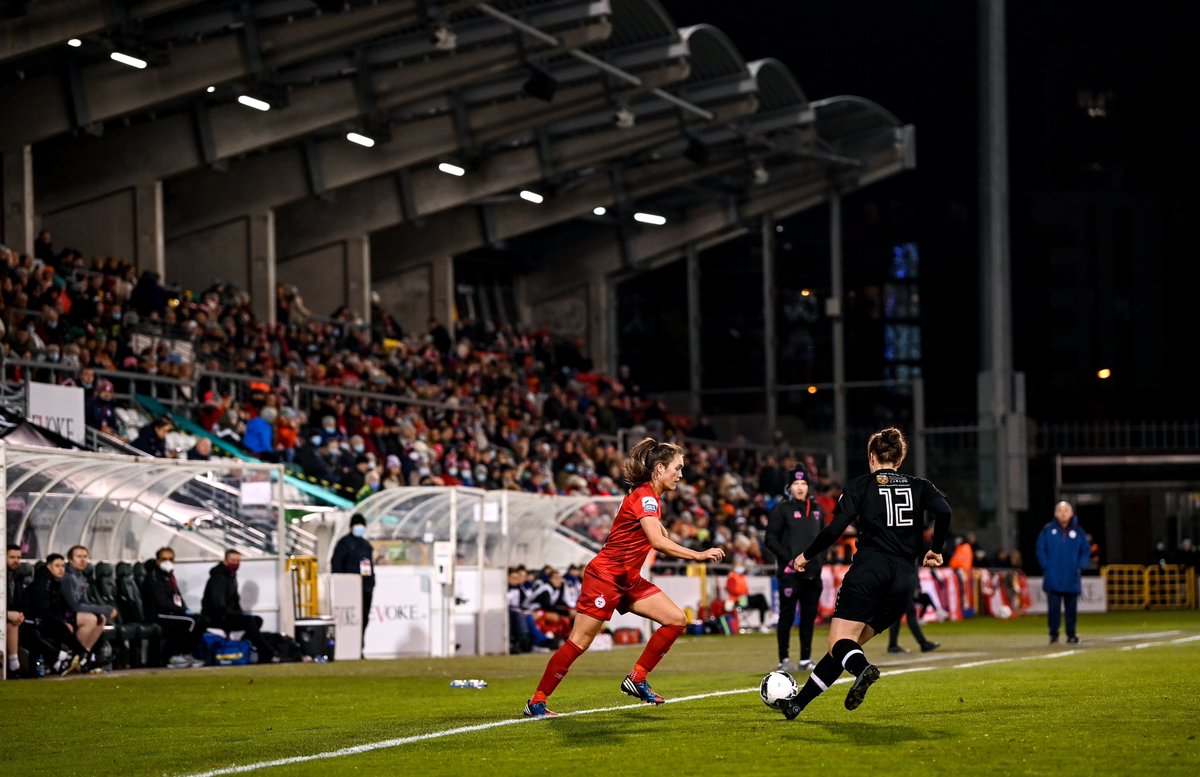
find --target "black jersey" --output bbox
[802,468,951,563]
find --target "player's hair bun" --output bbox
[867,427,908,465]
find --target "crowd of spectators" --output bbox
[2,234,845,570]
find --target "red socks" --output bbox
[629,624,685,682]
[533,640,585,701]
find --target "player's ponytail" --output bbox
[867,427,908,466]
[622,437,684,486]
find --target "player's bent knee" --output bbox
[664,610,687,628]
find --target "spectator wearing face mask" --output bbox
[142,547,205,668]
[331,514,375,646]
[86,379,119,436]
[201,550,262,643]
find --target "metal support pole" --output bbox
[761,215,778,436]
[447,488,458,658]
[500,491,509,654]
[686,243,702,417]
[476,491,485,656]
[829,192,847,480]
[913,377,927,476]
[276,466,294,638]
[979,0,1015,551]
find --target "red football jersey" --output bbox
[588,483,661,581]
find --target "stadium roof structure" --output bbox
[0,0,914,369]
[345,486,622,570]
[0,443,291,562]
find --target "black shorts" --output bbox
[833,550,916,633]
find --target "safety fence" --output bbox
[1102,564,1197,610]
[288,557,320,619]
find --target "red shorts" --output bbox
[576,567,661,621]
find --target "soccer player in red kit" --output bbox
[523,438,726,717]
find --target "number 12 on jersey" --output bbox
[879,487,914,527]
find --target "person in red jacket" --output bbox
[523,438,725,717]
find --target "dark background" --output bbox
[623,0,1200,425]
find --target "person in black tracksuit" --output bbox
[780,427,951,720]
[142,547,205,664]
[201,550,262,643]
[765,471,825,672]
[331,513,375,644]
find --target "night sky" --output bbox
[643,0,1200,424]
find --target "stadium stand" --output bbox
[0,0,927,677]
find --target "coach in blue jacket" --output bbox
[1036,501,1091,645]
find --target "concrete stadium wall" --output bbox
[165,217,252,294]
[41,188,137,265]
[278,244,347,318]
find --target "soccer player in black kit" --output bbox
[780,427,951,720]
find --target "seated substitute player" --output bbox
[523,438,725,718]
[781,427,951,720]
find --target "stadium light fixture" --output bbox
[1097,368,1112,380]
[206,86,216,93]
[237,95,271,112]
[519,190,544,204]
[67,39,82,48]
[800,289,812,297]
[807,385,818,395]
[438,162,465,177]
[346,132,376,148]
[111,52,148,69]
[593,207,607,216]
[633,212,666,226]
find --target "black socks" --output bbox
[832,638,869,677]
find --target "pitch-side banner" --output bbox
[1024,576,1107,613]
[26,381,85,443]
[364,568,432,658]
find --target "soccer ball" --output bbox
[759,670,799,709]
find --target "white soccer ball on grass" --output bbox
[759,670,799,709]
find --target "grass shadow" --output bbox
[544,715,663,747]
[798,718,944,746]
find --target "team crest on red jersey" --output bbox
[594,596,606,609]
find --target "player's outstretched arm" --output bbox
[793,510,855,572]
[640,516,725,562]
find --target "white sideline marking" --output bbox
[1120,634,1200,651]
[180,633,1198,777]
[1102,630,1181,642]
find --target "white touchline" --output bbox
[1102,630,1181,642]
[1119,634,1200,651]
[179,633,1199,777]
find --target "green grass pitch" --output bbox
[4,611,1198,776]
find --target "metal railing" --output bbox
[294,382,477,415]
[1037,421,1200,454]
[3,359,194,409]
[1102,564,1197,611]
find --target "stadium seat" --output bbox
[114,562,163,668]
[94,561,143,668]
